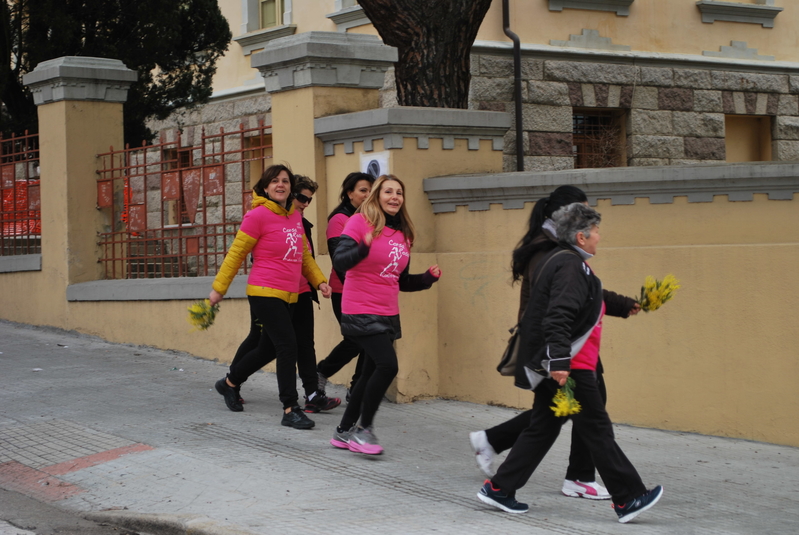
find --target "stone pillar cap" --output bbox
[251,31,397,93]
[23,56,138,105]
[251,32,398,68]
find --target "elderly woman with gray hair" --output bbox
[476,203,663,524]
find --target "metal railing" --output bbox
[0,131,41,256]
[96,122,273,279]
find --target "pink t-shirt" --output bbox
[326,212,349,293]
[240,205,306,293]
[340,214,410,316]
[571,302,605,371]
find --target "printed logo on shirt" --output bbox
[380,239,409,279]
[283,225,303,262]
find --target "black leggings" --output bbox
[338,332,398,430]
[485,371,608,482]
[316,292,364,389]
[228,296,301,409]
[492,370,646,506]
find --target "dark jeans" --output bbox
[316,292,364,389]
[485,371,608,482]
[227,296,300,409]
[491,370,647,506]
[338,332,398,430]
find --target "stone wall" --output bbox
[464,53,799,172]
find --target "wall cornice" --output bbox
[696,1,783,28]
[471,40,799,75]
[326,5,371,32]
[0,254,41,273]
[549,0,635,16]
[423,162,799,213]
[314,107,511,155]
[233,25,298,56]
[66,276,247,302]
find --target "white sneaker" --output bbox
[469,431,496,477]
[561,479,611,500]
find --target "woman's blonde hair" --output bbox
[358,174,416,246]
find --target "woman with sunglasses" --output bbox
[210,164,332,430]
[291,176,342,413]
[315,172,375,400]
[329,174,441,455]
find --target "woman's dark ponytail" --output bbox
[511,186,588,281]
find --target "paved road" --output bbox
[1,320,798,534]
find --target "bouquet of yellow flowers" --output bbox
[636,274,680,312]
[187,299,220,331]
[551,377,581,417]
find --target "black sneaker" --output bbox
[614,485,664,523]
[234,384,244,405]
[215,378,243,412]
[304,391,342,413]
[281,406,315,429]
[477,480,528,514]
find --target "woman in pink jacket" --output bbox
[329,175,440,455]
[209,165,331,429]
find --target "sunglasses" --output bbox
[295,193,313,204]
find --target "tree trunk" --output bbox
[358,0,493,108]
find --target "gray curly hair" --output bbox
[553,202,601,245]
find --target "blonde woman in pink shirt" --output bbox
[329,175,441,455]
[209,165,332,430]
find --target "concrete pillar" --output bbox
[314,107,510,401]
[21,57,136,323]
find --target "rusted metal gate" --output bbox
[96,122,273,279]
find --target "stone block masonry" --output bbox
[462,52,799,169]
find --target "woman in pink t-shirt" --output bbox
[328,175,441,455]
[316,172,375,400]
[209,165,332,430]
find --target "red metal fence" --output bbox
[96,122,273,279]
[0,131,41,256]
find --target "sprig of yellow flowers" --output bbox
[551,377,581,417]
[636,274,680,312]
[187,299,220,331]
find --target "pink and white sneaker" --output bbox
[348,426,384,455]
[562,479,611,500]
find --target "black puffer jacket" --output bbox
[514,243,636,389]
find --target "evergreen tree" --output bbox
[0,0,231,144]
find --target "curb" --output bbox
[84,511,259,535]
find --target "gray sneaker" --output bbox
[317,371,328,392]
[330,425,354,449]
[348,426,383,455]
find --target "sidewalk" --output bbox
[1,320,797,535]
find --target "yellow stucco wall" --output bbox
[434,193,799,447]
[212,0,799,100]
[478,0,798,60]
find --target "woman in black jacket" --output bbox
[476,203,663,524]
[471,186,628,500]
